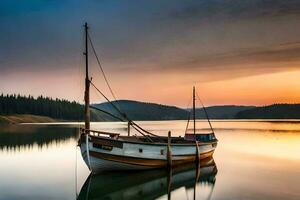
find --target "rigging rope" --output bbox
[90,105,126,122]
[87,32,118,103]
[129,125,154,142]
[75,144,78,199]
[90,105,154,142]
[90,80,160,138]
[184,96,192,134]
[195,92,215,134]
[87,31,161,140]
[90,81,125,119]
[185,111,191,134]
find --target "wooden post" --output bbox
[167,131,172,168]
[86,133,91,170]
[194,151,201,200]
[84,22,90,134]
[83,22,91,171]
[127,121,131,136]
[167,167,172,200]
[193,86,196,135]
[195,141,200,164]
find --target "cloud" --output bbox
[181,42,300,69]
[108,40,300,84]
[1,0,300,96]
[168,0,300,20]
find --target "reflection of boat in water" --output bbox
[77,157,217,200]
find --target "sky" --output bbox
[1,0,300,107]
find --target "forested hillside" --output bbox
[235,104,300,119]
[93,100,189,121]
[2,94,299,122]
[195,105,255,119]
[0,94,84,120]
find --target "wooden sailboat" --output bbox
[79,23,218,173]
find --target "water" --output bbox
[0,120,300,200]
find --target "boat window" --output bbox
[160,149,164,155]
[139,148,143,153]
[93,143,113,151]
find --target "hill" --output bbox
[235,104,300,119]
[93,100,189,121]
[195,105,255,119]
[3,94,300,122]
[93,101,255,121]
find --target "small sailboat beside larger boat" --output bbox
[78,23,218,173]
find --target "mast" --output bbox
[84,22,90,133]
[193,86,196,135]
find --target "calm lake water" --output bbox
[0,120,300,200]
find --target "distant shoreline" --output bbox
[0,114,58,124]
[2,95,300,123]
[1,114,300,125]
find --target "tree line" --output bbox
[235,104,300,119]
[0,94,84,120]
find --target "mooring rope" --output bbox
[75,144,78,199]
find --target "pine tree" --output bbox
[0,94,84,120]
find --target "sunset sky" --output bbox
[1,0,300,107]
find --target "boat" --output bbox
[78,23,218,173]
[77,157,217,200]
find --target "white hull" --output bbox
[80,135,217,172]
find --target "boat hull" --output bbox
[80,135,217,172]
